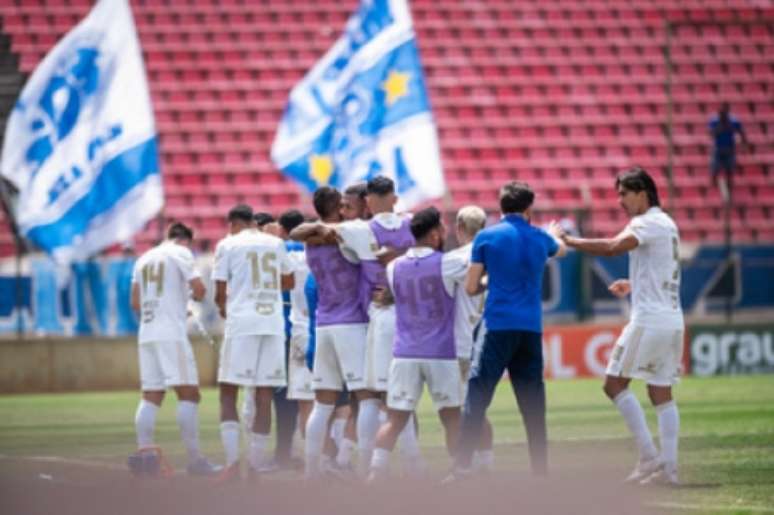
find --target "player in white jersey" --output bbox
[129,222,220,476]
[212,205,295,482]
[448,205,495,472]
[334,176,423,474]
[560,167,684,485]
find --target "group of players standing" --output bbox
[130,168,684,487]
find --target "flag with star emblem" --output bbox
[270,0,445,210]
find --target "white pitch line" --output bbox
[651,501,774,513]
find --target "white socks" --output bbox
[248,432,270,470]
[473,449,494,471]
[337,438,356,467]
[370,447,390,472]
[330,417,347,448]
[613,390,658,461]
[176,401,202,462]
[135,400,158,448]
[656,401,680,467]
[357,399,381,468]
[397,414,422,460]
[305,402,335,477]
[220,420,241,467]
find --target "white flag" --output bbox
[271,0,445,210]
[1,0,162,263]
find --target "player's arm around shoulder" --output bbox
[289,221,339,245]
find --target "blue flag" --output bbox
[0,0,162,264]
[271,0,445,209]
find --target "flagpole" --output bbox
[0,178,26,338]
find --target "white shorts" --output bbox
[218,334,286,387]
[138,340,199,391]
[313,324,368,391]
[365,304,395,392]
[387,358,462,412]
[287,333,314,400]
[606,323,685,386]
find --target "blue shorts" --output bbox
[711,149,736,174]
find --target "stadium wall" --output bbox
[0,338,217,394]
[1,325,771,393]
[2,245,774,336]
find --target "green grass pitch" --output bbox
[1,375,773,514]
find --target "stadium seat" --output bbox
[0,0,773,254]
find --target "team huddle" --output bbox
[129,168,685,487]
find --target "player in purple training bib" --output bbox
[367,207,469,480]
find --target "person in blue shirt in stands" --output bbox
[447,181,566,480]
[709,102,749,200]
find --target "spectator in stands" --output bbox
[709,102,749,200]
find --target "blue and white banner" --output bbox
[271,0,445,210]
[1,0,162,264]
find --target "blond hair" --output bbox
[456,205,486,237]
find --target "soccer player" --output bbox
[130,222,219,476]
[290,186,371,478]
[449,182,566,480]
[448,205,495,472]
[341,182,371,221]
[278,209,313,462]
[559,167,684,485]
[368,207,466,479]
[212,204,294,481]
[335,176,422,472]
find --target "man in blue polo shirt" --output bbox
[448,181,565,479]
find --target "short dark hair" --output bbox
[366,176,395,196]
[253,211,275,227]
[167,222,193,241]
[278,209,305,233]
[499,181,534,214]
[344,181,368,199]
[313,186,342,218]
[228,204,254,223]
[410,206,442,240]
[615,167,660,207]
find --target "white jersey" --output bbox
[336,212,411,260]
[288,246,310,338]
[212,229,293,338]
[132,241,200,344]
[623,207,684,330]
[447,242,485,360]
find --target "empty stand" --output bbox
[0,0,772,254]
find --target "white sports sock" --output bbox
[397,414,421,459]
[176,401,202,462]
[656,400,679,467]
[219,421,241,467]
[249,432,270,470]
[305,402,335,477]
[330,417,347,448]
[370,447,391,472]
[241,387,256,433]
[357,399,381,468]
[473,449,495,471]
[336,438,356,467]
[613,390,658,461]
[134,400,158,448]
